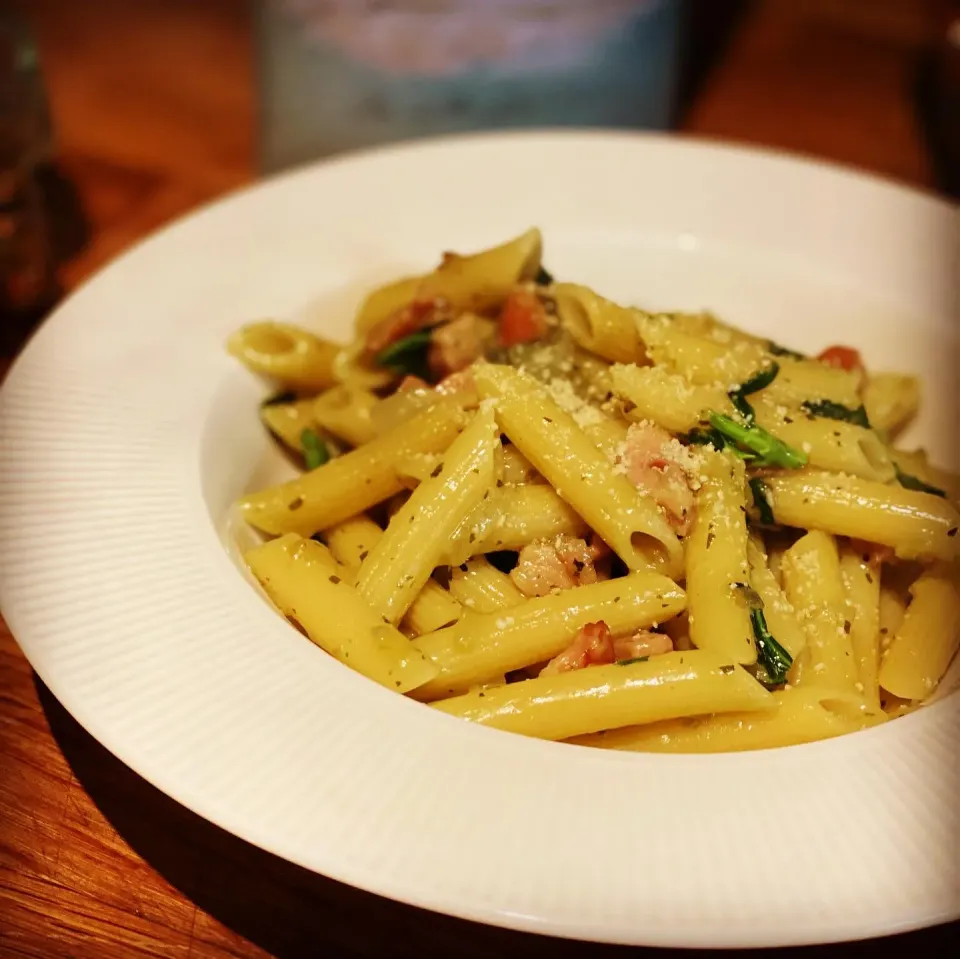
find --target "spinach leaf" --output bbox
[708,412,808,469]
[300,428,329,470]
[801,399,870,429]
[895,465,946,498]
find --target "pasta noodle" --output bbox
[226,228,958,751]
[433,651,773,741]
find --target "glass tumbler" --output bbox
[257,0,683,172]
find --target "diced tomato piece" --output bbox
[498,290,548,347]
[817,345,864,373]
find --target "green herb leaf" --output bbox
[682,426,758,462]
[616,656,650,666]
[300,428,329,470]
[708,412,808,469]
[750,607,793,686]
[374,330,433,379]
[534,265,554,286]
[748,477,776,526]
[736,362,781,397]
[895,465,946,498]
[801,399,870,428]
[727,362,780,424]
[261,390,297,407]
[768,341,805,359]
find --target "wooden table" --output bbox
[1,1,955,956]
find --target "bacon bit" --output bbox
[540,622,615,676]
[498,289,549,346]
[428,314,492,380]
[364,298,446,355]
[613,630,673,661]
[510,534,600,597]
[397,375,430,393]
[817,345,864,373]
[619,422,697,535]
[848,538,894,566]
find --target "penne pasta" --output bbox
[878,568,960,701]
[413,572,686,699]
[754,402,895,483]
[238,399,465,536]
[780,532,858,692]
[571,687,884,753]
[260,397,319,454]
[443,484,588,566]
[839,550,883,712]
[610,363,732,433]
[863,372,920,438]
[552,283,643,363]
[686,451,757,664]
[763,471,960,562]
[432,650,773,741]
[474,364,683,576]
[228,228,956,750]
[416,227,542,312]
[228,321,340,392]
[636,314,768,387]
[356,407,498,624]
[312,385,379,447]
[245,534,438,693]
[447,557,525,613]
[746,534,807,659]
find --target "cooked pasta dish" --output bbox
[227,229,960,752]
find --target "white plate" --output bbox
[1,132,958,948]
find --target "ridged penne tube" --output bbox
[312,385,379,447]
[840,550,882,712]
[415,227,542,311]
[610,363,732,433]
[763,471,960,562]
[412,572,686,699]
[686,451,757,664]
[746,534,806,658]
[324,515,381,568]
[758,357,863,408]
[552,283,643,363]
[474,364,683,576]
[401,582,464,635]
[260,398,318,453]
[432,650,772,741]
[878,569,960,701]
[356,407,498,624]
[443,484,587,566]
[780,532,858,691]
[447,557,524,613]
[325,515,463,632]
[888,448,960,503]
[636,314,768,387]
[237,400,465,536]
[571,687,885,753]
[496,444,540,485]
[353,274,423,336]
[863,372,920,438]
[754,402,895,483]
[581,415,629,458]
[245,534,438,693]
[227,321,340,392]
[879,584,908,650]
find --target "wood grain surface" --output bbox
[1,1,956,956]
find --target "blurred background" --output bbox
[0,1,959,957]
[0,0,957,364]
